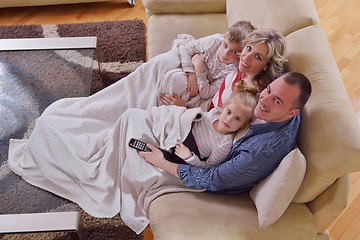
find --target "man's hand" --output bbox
[186,72,199,97]
[160,93,186,107]
[138,144,179,177]
[175,142,192,160]
[138,144,165,165]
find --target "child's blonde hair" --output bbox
[225,20,255,48]
[225,80,258,123]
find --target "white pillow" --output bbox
[250,148,306,228]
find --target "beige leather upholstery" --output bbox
[146,13,227,59]
[0,0,113,8]
[149,192,317,240]
[143,0,226,16]
[227,0,320,36]
[142,0,359,239]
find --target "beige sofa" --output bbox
[142,0,360,239]
[0,0,133,8]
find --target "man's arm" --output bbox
[140,143,261,192]
[177,150,258,192]
[139,130,291,193]
[138,144,179,177]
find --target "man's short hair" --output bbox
[283,72,312,110]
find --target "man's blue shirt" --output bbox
[177,114,301,193]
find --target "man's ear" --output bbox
[288,108,300,118]
[250,115,256,123]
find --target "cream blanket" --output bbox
[9,104,205,234]
[8,46,206,234]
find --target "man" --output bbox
[139,71,312,193]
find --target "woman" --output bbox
[160,28,287,111]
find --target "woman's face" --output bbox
[238,42,269,76]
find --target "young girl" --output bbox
[174,80,258,168]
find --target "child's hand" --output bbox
[187,72,198,97]
[175,142,192,160]
[160,93,186,107]
[191,54,205,74]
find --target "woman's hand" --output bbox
[175,142,192,160]
[160,93,186,107]
[138,144,179,177]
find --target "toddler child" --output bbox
[174,80,258,168]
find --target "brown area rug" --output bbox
[0,20,146,240]
[0,20,146,94]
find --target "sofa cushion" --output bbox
[226,0,319,36]
[143,0,225,16]
[307,175,349,233]
[148,192,317,240]
[284,25,360,202]
[147,13,227,59]
[250,148,306,228]
[0,0,112,8]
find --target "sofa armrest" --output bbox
[306,174,349,233]
[142,0,225,17]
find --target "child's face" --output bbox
[219,38,242,64]
[217,102,250,134]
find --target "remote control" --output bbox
[129,138,151,152]
[129,138,187,164]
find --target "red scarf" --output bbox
[209,71,243,110]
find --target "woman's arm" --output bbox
[138,144,179,177]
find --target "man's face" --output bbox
[254,75,300,122]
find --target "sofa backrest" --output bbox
[227,0,360,202]
[227,0,319,37]
[286,25,360,202]
[143,0,226,17]
[0,0,113,8]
